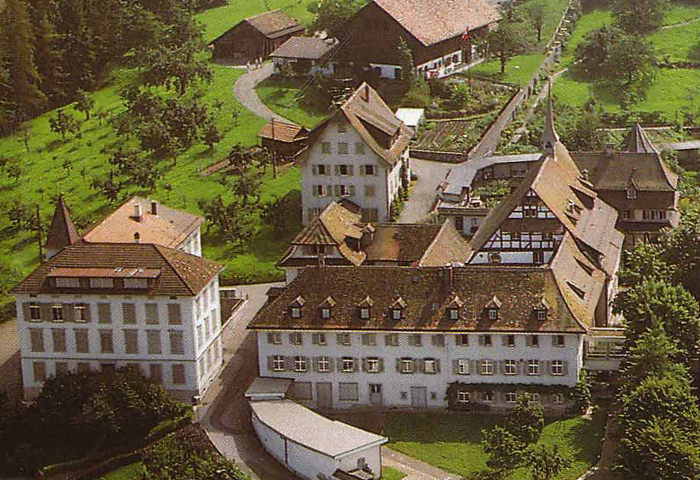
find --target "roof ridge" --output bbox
[417,220,450,266]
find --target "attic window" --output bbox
[535,299,549,321]
[358,295,374,320]
[626,186,637,199]
[319,296,336,319]
[567,281,586,300]
[447,296,464,320]
[360,307,371,319]
[289,295,305,318]
[320,307,331,319]
[484,295,501,320]
[488,252,502,264]
[390,296,406,320]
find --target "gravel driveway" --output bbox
[399,159,454,223]
[233,63,290,123]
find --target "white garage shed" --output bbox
[250,399,387,480]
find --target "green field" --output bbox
[381,466,407,480]
[558,9,614,68]
[0,0,314,310]
[386,410,607,480]
[256,78,329,128]
[470,53,547,86]
[650,19,700,63]
[97,462,144,480]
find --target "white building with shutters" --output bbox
[300,83,412,224]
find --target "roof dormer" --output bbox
[358,295,374,320]
[484,296,501,320]
[534,298,549,321]
[447,295,464,320]
[289,295,305,319]
[319,295,336,319]
[390,296,407,320]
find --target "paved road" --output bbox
[199,282,296,480]
[399,159,454,223]
[233,63,289,123]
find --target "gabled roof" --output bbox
[270,36,337,60]
[250,264,591,333]
[12,243,222,296]
[46,195,80,252]
[258,121,309,143]
[302,83,412,168]
[83,197,203,249]
[243,9,303,38]
[621,123,659,154]
[369,0,501,47]
[572,151,678,192]
[418,221,473,266]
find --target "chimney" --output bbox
[150,200,158,215]
[133,203,142,221]
[134,232,141,243]
[361,84,370,102]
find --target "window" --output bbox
[551,360,564,375]
[52,329,66,353]
[168,304,182,325]
[56,277,80,288]
[33,361,46,382]
[124,329,138,354]
[318,356,331,372]
[30,328,44,352]
[481,360,494,375]
[531,393,541,403]
[487,308,498,320]
[482,391,494,402]
[51,305,64,322]
[321,142,331,154]
[317,164,328,175]
[100,330,114,354]
[294,356,307,372]
[392,308,403,320]
[482,334,492,346]
[313,333,327,345]
[266,332,281,345]
[272,355,285,372]
[29,304,41,321]
[533,251,545,264]
[362,333,377,346]
[505,334,515,347]
[291,307,302,319]
[339,382,359,401]
[554,393,565,404]
[90,278,114,289]
[528,360,540,376]
[313,184,325,197]
[400,358,414,374]
[150,364,163,383]
[506,392,518,403]
[146,330,161,354]
[364,185,376,197]
[338,142,349,154]
[448,308,459,320]
[320,307,331,319]
[172,364,186,385]
[360,307,370,319]
[366,357,380,373]
[424,358,437,374]
[124,278,148,289]
[555,335,565,347]
[504,360,517,375]
[338,333,351,346]
[458,359,470,375]
[458,391,470,404]
[342,357,355,372]
[361,208,379,223]
[122,303,136,324]
[536,308,547,321]
[75,329,89,353]
[290,332,303,345]
[364,165,375,176]
[170,331,184,355]
[530,335,539,347]
[456,334,469,346]
[355,142,365,154]
[145,304,159,325]
[623,210,632,220]
[72,304,87,323]
[339,164,350,176]
[385,333,399,346]
[409,334,422,346]
[626,186,637,199]
[400,391,408,400]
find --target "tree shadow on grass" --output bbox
[566,407,609,465]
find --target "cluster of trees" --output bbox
[142,424,247,480]
[0,0,220,134]
[481,394,571,480]
[0,367,186,475]
[612,207,700,478]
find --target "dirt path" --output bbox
[233,63,290,123]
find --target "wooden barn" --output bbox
[209,10,305,63]
[258,120,310,159]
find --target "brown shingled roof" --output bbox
[249,264,590,333]
[573,151,678,192]
[621,124,659,154]
[245,9,304,39]
[370,0,501,46]
[46,195,80,251]
[83,197,203,249]
[258,121,309,143]
[12,243,222,296]
[270,36,337,60]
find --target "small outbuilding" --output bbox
[209,10,305,63]
[250,399,387,480]
[271,36,338,77]
[258,120,310,159]
[245,377,294,402]
[395,108,425,137]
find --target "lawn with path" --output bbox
[0,1,310,312]
[255,77,329,128]
[386,408,607,480]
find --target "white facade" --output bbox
[301,117,408,225]
[179,228,202,257]
[16,276,223,401]
[256,329,583,410]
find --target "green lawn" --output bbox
[381,466,407,480]
[386,409,607,480]
[256,78,329,128]
[649,18,700,63]
[470,54,546,86]
[98,462,144,480]
[0,2,307,310]
[559,9,614,68]
[199,0,317,42]
[662,2,700,25]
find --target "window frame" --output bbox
[528,359,540,376]
[551,360,564,376]
[342,357,355,373]
[294,356,307,372]
[458,358,470,375]
[481,360,494,375]
[457,391,470,404]
[318,356,331,372]
[504,360,517,376]
[272,355,285,372]
[366,357,380,373]
[400,358,414,374]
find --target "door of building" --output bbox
[316,382,332,410]
[410,386,427,408]
[369,384,383,407]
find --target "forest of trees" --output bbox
[0,0,224,135]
